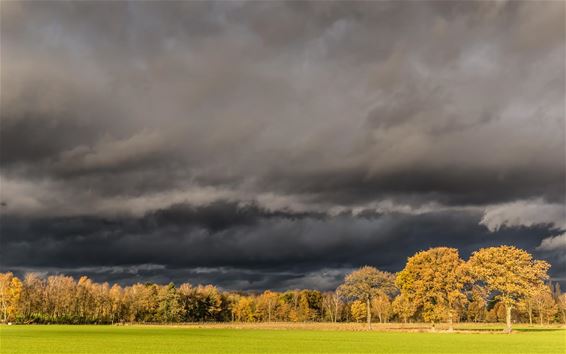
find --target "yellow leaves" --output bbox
[350,300,367,322]
[234,297,255,322]
[371,294,393,322]
[468,246,550,307]
[396,247,467,323]
[0,245,555,326]
[392,293,416,322]
[337,266,395,302]
[255,290,280,321]
[0,272,22,322]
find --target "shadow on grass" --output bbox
[452,327,566,333]
[514,328,566,333]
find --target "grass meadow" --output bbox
[1,323,565,354]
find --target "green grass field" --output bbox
[1,325,565,354]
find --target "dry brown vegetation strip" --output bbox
[131,322,565,333]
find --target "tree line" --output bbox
[1,246,564,332]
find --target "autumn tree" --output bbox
[371,294,392,323]
[468,246,550,333]
[76,276,95,322]
[177,284,223,322]
[337,266,396,329]
[256,290,278,322]
[391,293,416,323]
[45,275,76,322]
[96,282,113,323]
[466,285,488,323]
[531,284,557,325]
[109,284,124,324]
[396,247,469,331]
[20,273,45,321]
[350,300,367,322]
[556,292,566,324]
[275,299,292,322]
[0,272,22,322]
[279,291,300,322]
[486,301,508,323]
[157,283,182,323]
[125,283,148,322]
[234,297,255,322]
[322,292,342,323]
[298,290,322,322]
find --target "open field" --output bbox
[1,324,565,354]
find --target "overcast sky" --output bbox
[1,1,564,290]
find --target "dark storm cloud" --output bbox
[1,201,562,289]
[2,1,563,206]
[1,1,564,287]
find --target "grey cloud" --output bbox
[1,201,563,289]
[0,1,564,288]
[538,233,566,252]
[481,200,566,232]
[2,1,563,208]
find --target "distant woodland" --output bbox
[1,246,564,332]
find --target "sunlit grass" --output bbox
[1,324,565,353]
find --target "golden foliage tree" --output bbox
[350,300,367,323]
[556,292,566,324]
[531,284,558,325]
[256,290,279,322]
[396,247,468,331]
[234,297,255,322]
[468,245,550,333]
[466,285,488,323]
[371,294,392,323]
[392,293,416,323]
[337,266,396,329]
[0,272,22,322]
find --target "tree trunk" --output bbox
[504,305,512,333]
[334,299,339,323]
[333,305,337,323]
[447,312,454,332]
[366,298,372,329]
[528,304,532,325]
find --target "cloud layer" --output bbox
[1,1,564,289]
